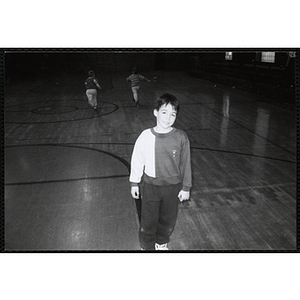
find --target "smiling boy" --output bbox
[130,93,192,250]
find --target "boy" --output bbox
[126,67,150,106]
[130,93,192,250]
[85,70,102,110]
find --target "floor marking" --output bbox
[195,182,295,194]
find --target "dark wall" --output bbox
[4,51,207,82]
[188,51,296,89]
[4,51,156,82]
[191,51,294,69]
[5,50,296,92]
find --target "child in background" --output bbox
[126,67,150,106]
[85,70,102,110]
[129,93,192,250]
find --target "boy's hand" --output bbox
[178,190,190,202]
[131,186,140,199]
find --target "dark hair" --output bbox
[88,70,95,77]
[154,93,180,113]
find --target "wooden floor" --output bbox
[4,70,297,251]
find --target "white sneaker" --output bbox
[155,243,169,250]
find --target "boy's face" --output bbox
[154,103,177,132]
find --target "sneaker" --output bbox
[155,243,169,250]
[94,106,97,110]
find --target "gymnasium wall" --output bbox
[4,51,157,82]
[4,50,296,102]
[5,51,193,82]
[187,51,296,102]
[188,51,295,88]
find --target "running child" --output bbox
[126,67,150,106]
[85,70,102,110]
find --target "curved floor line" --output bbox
[46,142,295,163]
[31,106,79,115]
[4,101,119,124]
[159,79,295,156]
[6,143,131,170]
[5,99,87,109]
[191,147,295,163]
[5,174,129,186]
[5,100,117,108]
[7,141,294,165]
[5,144,131,186]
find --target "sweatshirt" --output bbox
[126,74,148,87]
[85,77,100,90]
[130,127,192,191]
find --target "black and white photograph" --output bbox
[1,2,299,299]
[3,49,297,252]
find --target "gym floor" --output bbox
[4,70,296,251]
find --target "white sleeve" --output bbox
[129,133,145,184]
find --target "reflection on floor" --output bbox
[4,71,296,251]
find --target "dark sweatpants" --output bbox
[139,182,181,250]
